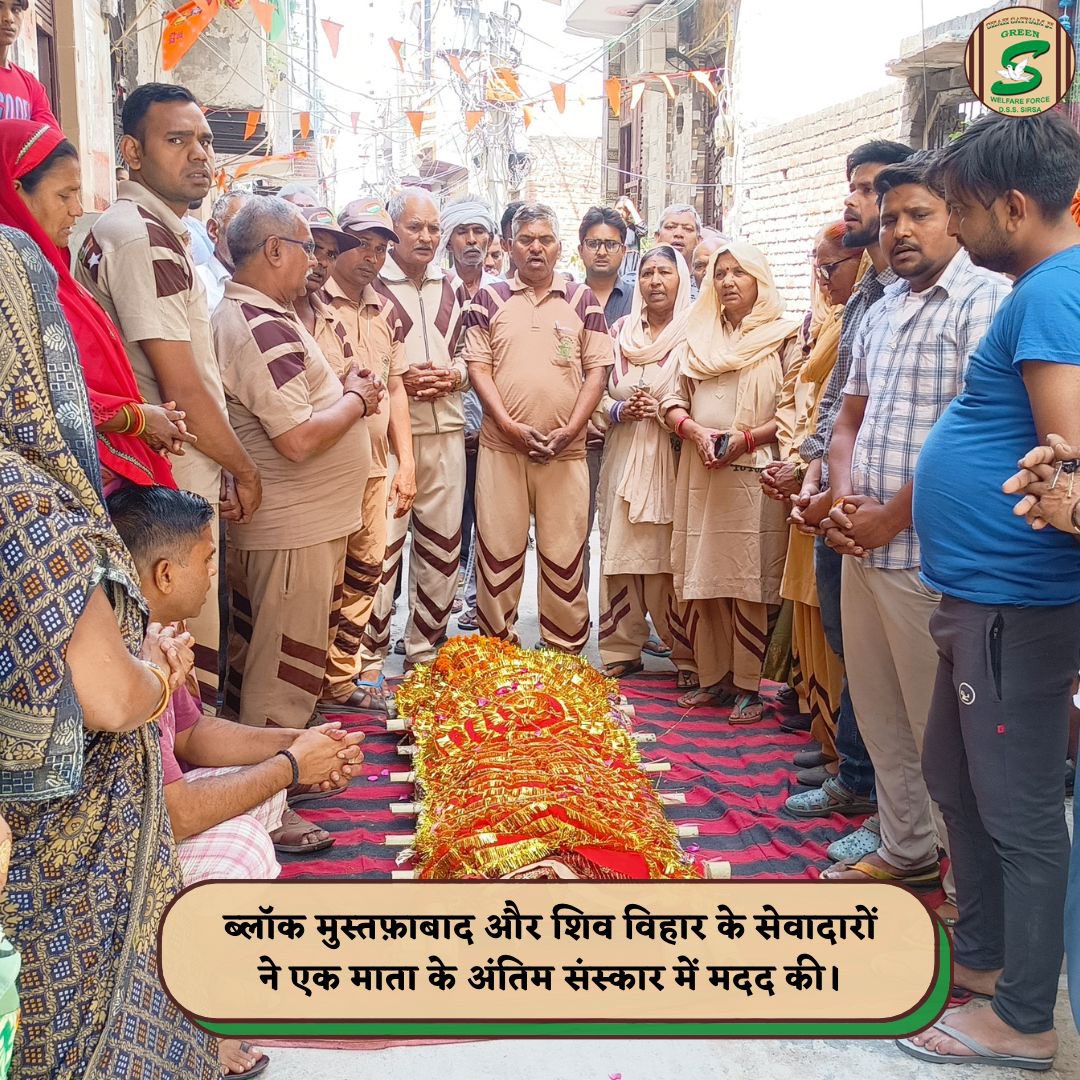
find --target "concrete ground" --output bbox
[259,531,1080,1079]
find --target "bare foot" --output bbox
[908,1002,1057,1061]
[218,1039,264,1075]
[951,961,1001,998]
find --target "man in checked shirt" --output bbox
[814,154,1009,907]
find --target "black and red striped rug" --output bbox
[279,673,871,882]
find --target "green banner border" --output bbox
[199,924,951,1040]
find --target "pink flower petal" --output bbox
[366,774,380,782]
[684,843,700,853]
[609,1074,622,1079]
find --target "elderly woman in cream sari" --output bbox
[595,245,694,681]
[663,241,801,723]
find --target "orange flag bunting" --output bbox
[162,0,220,71]
[299,112,311,139]
[350,111,359,134]
[657,74,676,99]
[495,66,522,98]
[522,106,534,129]
[405,110,424,138]
[389,38,405,72]
[249,0,273,34]
[630,82,645,111]
[465,109,483,132]
[691,69,718,99]
[447,53,468,81]
[320,18,343,58]
[605,76,622,116]
[234,150,308,179]
[243,109,260,141]
[550,82,566,113]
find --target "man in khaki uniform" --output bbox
[358,187,467,677]
[306,201,414,712]
[212,197,381,728]
[465,204,613,653]
[75,81,261,710]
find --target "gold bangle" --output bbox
[142,660,172,722]
[831,495,848,510]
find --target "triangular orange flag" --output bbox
[465,109,483,132]
[389,38,405,72]
[249,0,273,35]
[405,110,424,138]
[691,69,719,100]
[244,110,260,141]
[350,112,359,134]
[522,106,534,129]
[162,0,220,71]
[495,66,522,98]
[605,76,622,116]
[320,19,343,58]
[447,53,467,81]
[630,82,645,111]
[299,112,311,139]
[657,74,676,99]
[550,82,566,113]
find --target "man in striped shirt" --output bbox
[819,154,1008,903]
[359,187,468,676]
[464,204,614,653]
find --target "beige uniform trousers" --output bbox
[358,432,465,670]
[324,475,387,699]
[475,448,591,653]
[226,537,347,728]
[598,573,690,670]
[841,557,955,901]
[681,597,774,693]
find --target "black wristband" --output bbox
[344,388,368,416]
[275,748,300,786]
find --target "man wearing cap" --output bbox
[358,186,469,680]
[317,199,415,712]
[212,196,383,728]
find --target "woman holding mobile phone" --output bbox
[663,242,800,722]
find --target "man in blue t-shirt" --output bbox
[901,112,1080,1072]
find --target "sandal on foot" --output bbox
[287,780,348,806]
[820,857,940,889]
[603,660,644,679]
[675,670,700,691]
[642,635,672,658]
[895,1021,1054,1071]
[729,692,764,724]
[220,1043,270,1079]
[678,683,736,709]
[270,808,334,854]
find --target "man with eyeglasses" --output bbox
[578,206,632,324]
[212,196,383,729]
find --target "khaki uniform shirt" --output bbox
[375,255,467,437]
[73,180,224,500]
[213,281,370,550]
[464,273,614,460]
[322,278,408,478]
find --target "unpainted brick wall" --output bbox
[731,84,906,315]
[525,136,603,246]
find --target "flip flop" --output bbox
[222,1045,270,1079]
[895,1020,1054,1071]
[820,857,940,889]
[603,660,645,679]
[675,670,699,691]
[678,684,736,709]
[642,635,672,658]
[729,692,764,725]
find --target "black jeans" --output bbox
[923,594,1080,1033]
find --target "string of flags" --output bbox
[160,0,721,144]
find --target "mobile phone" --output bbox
[713,433,731,459]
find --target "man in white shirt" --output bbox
[197,190,248,313]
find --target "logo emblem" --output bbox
[958,683,976,706]
[965,7,1076,116]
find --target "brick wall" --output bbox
[731,84,906,314]
[525,136,603,242]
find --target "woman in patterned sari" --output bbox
[0,224,218,1078]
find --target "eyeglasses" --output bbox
[272,236,317,256]
[814,255,860,281]
[583,238,624,253]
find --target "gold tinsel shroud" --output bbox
[393,637,699,880]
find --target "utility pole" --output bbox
[423,0,433,82]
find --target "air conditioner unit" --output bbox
[624,5,675,79]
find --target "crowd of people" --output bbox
[0,54,1078,1079]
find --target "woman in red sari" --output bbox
[0,120,191,488]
